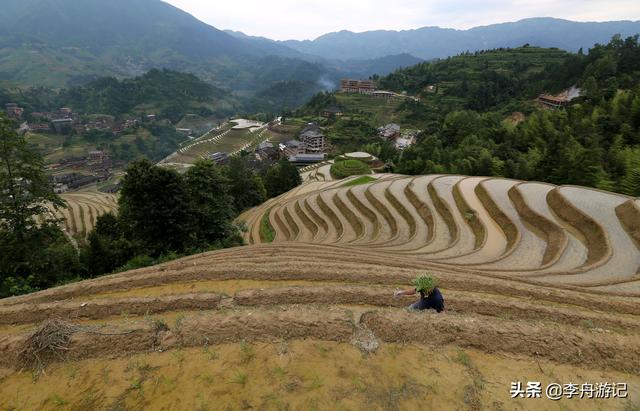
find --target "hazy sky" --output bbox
[164,0,640,41]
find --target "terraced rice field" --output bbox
[242,174,640,293]
[2,173,640,409]
[51,189,118,237]
[168,121,282,165]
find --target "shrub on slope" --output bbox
[330,159,371,180]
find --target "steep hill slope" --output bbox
[240,174,640,292]
[0,0,328,92]
[1,174,639,408]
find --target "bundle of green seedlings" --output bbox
[412,275,439,294]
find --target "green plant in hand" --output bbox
[412,275,438,294]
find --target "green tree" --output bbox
[82,213,134,276]
[224,157,266,212]
[621,167,640,196]
[118,159,191,256]
[264,158,302,198]
[0,117,63,239]
[184,160,236,246]
[0,116,80,297]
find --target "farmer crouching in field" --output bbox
[394,275,444,312]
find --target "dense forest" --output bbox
[1,69,239,121]
[380,46,580,112]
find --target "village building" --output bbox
[280,140,306,158]
[396,132,418,150]
[52,118,74,133]
[5,103,24,119]
[378,123,401,141]
[53,172,101,190]
[321,106,343,118]
[255,141,278,162]
[372,90,420,102]
[123,119,139,130]
[537,86,582,109]
[371,91,398,100]
[28,123,51,132]
[340,79,376,94]
[288,153,326,164]
[537,94,569,109]
[58,107,73,117]
[30,112,47,120]
[298,124,326,153]
[88,150,109,162]
[208,152,230,165]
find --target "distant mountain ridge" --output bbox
[281,18,640,60]
[0,0,351,114]
[1,1,639,113]
[0,0,419,112]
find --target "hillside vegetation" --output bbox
[59,70,238,120]
[330,159,371,179]
[2,69,238,120]
[295,36,640,196]
[380,46,576,111]
[393,36,640,195]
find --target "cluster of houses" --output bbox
[280,123,328,164]
[340,79,420,102]
[205,123,329,167]
[5,103,24,119]
[4,103,159,135]
[378,123,418,150]
[49,149,123,193]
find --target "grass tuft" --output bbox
[260,208,276,243]
[239,341,256,364]
[230,371,248,387]
[330,159,371,179]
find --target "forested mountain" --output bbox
[381,36,640,196]
[226,31,424,76]
[0,70,239,120]
[1,0,421,112]
[282,18,640,60]
[0,0,334,102]
[380,46,578,112]
[60,69,240,120]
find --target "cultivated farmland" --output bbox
[164,119,288,165]
[241,175,640,292]
[1,174,639,410]
[50,188,118,238]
